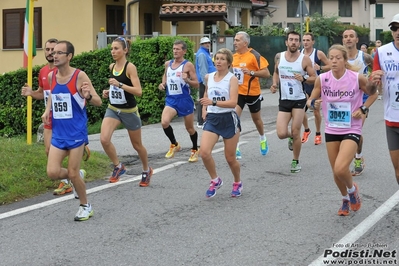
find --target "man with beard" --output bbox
[270,31,316,173]
[21,38,90,196]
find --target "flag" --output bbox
[23,0,36,68]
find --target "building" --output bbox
[369,0,399,41]
[0,0,381,74]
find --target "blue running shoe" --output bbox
[236,149,242,160]
[206,177,223,198]
[231,182,243,197]
[109,164,126,183]
[260,139,269,156]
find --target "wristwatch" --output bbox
[119,82,123,88]
[360,105,369,114]
[250,71,255,76]
[86,94,92,101]
[302,74,309,83]
[212,99,217,106]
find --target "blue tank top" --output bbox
[166,60,191,99]
[50,69,88,142]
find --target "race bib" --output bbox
[52,93,72,119]
[389,83,399,110]
[167,78,183,95]
[109,85,127,105]
[233,68,244,85]
[44,90,50,107]
[327,102,351,128]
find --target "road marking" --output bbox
[309,190,399,265]
[0,141,248,221]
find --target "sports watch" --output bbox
[212,99,217,106]
[250,71,255,76]
[360,105,369,114]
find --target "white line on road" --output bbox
[309,190,399,265]
[0,141,249,221]
[0,162,187,221]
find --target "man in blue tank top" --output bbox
[158,40,200,162]
[42,40,102,221]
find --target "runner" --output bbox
[307,44,378,216]
[101,37,153,186]
[158,40,200,162]
[42,40,102,221]
[199,48,241,198]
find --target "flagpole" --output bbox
[26,0,35,144]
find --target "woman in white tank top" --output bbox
[199,48,243,198]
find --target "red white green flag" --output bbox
[23,0,36,68]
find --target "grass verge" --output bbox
[0,135,111,205]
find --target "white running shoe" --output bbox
[74,204,93,221]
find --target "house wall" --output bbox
[95,0,125,38]
[0,0,99,73]
[370,3,399,41]
[269,0,370,30]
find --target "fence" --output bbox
[101,33,211,52]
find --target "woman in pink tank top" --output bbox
[306,44,378,216]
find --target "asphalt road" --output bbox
[1,90,398,266]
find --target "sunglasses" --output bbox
[390,25,399,32]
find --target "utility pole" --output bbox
[296,0,309,44]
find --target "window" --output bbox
[3,7,42,49]
[375,29,383,40]
[309,0,322,15]
[144,13,153,35]
[287,0,297,17]
[339,0,352,17]
[375,4,383,18]
[106,5,124,35]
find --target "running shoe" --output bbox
[196,123,203,129]
[82,145,90,161]
[139,167,153,187]
[236,149,242,160]
[260,139,269,156]
[188,149,199,162]
[314,135,322,145]
[288,137,293,151]
[73,169,87,199]
[74,204,93,221]
[53,181,72,195]
[301,130,311,143]
[231,182,243,197]
[206,177,223,198]
[165,143,181,158]
[378,95,382,100]
[109,164,126,183]
[338,199,350,216]
[348,183,361,211]
[291,160,301,173]
[351,157,365,176]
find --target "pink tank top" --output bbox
[320,70,363,135]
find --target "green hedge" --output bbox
[0,36,195,137]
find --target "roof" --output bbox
[159,3,228,22]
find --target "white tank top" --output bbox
[348,50,368,75]
[278,52,306,100]
[376,43,399,122]
[206,72,235,113]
